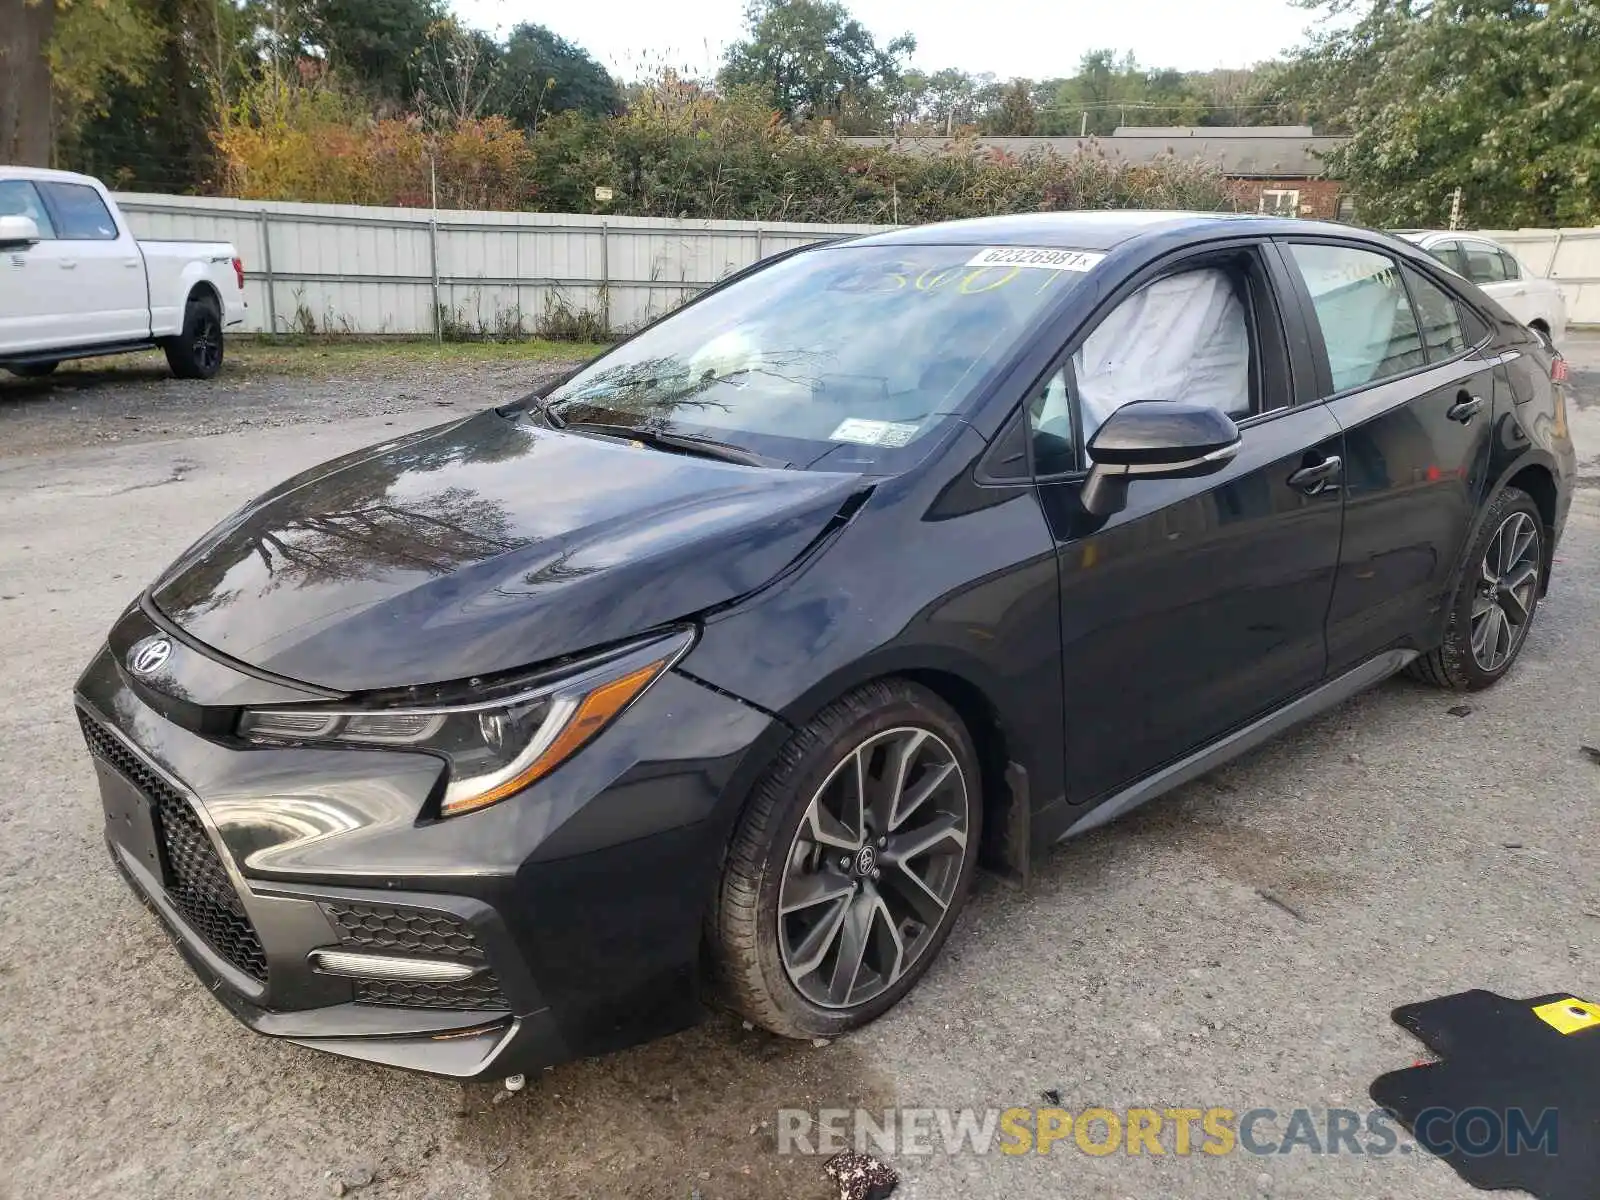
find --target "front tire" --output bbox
[163,295,224,379]
[5,360,59,378]
[1408,486,1544,690]
[711,679,981,1039]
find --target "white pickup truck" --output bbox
[0,167,245,379]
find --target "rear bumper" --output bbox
[75,613,781,1078]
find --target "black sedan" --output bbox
[75,212,1576,1078]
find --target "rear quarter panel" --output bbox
[139,243,240,335]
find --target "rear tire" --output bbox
[710,679,982,1039]
[163,294,224,379]
[1407,486,1544,691]
[5,360,59,378]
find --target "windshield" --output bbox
[544,243,1095,465]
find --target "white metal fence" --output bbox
[1478,227,1600,327]
[113,192,887,337]
[112,193,1600,333]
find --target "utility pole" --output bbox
[1080,111,1088,137]
[1449,186,1463,231]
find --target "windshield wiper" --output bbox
[557,421,788,469]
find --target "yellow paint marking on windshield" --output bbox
[915,266,963,291]
[865,262,1082,298]
[959,265,1022,294]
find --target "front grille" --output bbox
[320,900,509,1011]
[80,711,269,984]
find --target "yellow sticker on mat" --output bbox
[1532,997,1600,1035]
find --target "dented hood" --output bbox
[150,410,861,692]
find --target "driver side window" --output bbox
[1025,267,1254,474]
[1075,268,1252,443]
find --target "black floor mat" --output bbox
[1370,989,1600,1200]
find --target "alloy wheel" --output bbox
[1470,510,1541,673]
[193,315,221,372]
[777,727,970,1010]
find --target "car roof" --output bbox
[846,210,1366,251]
[1396,229,1507,248]
[0,165,103,187]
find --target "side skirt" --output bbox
[2,338,159,368]
[1056,648,1418,843]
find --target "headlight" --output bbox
[239,629,693,817]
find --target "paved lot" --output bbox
[1,340,1596,1200]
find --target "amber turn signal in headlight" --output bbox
[239,630,694,817]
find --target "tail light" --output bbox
[1550,354,1568,384]
[232,257,245,290]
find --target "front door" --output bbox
[1280,242,1497,672]
[1030,243,1346,805]
[0,179,76,356]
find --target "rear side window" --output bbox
[1402,266,1469,360]
[1426,241,1467,276]
[1498,250,1522,281]
[38,182,118,240]
[0,180,56,238]
[1460,243,1508,285]
[1287,243,1425,392]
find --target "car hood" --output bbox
[150,411,862,692]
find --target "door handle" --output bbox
[1288,455,1342,495]
[1447,394,1485,424]
[123,259,141,269]
[58,259,77,269]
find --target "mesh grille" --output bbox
[80,711,269,984]
[320,901,509,1011]
[321,901,486,959]
[353,977,509,1010]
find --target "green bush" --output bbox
[214,74,1238,222]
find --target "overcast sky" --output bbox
[451,0,1329,81]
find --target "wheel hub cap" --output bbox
[850,845,878,878]
[777,726,970,1011]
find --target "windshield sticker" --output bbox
[830,418,920,448]
[965,247,1106,272]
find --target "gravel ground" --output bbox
[0,343,579,458]
[1,338,1596,1200]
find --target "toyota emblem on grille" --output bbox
[128,637,172,676]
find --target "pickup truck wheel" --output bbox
[164,296,224,379]
[5,361,59,378]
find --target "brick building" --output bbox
[845,126,1351,220]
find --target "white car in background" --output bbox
[0,167,245,379]
[1398,230,1567,348]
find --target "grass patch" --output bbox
[226,336,610,374]
[3,337,611,391]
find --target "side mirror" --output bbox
[0,214,40,249]
[1081,400,1242,517]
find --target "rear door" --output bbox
[1030,239,1346,804]
[36,180,149,345]
[1280,240,1498,673]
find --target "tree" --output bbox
[1290,0,1600,226]
[718,0,914,126]
[414,17,503,125]
[990,79,1037,135]
[301,0,445,108]
[490,23,620,131]
[1,0,56,164]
